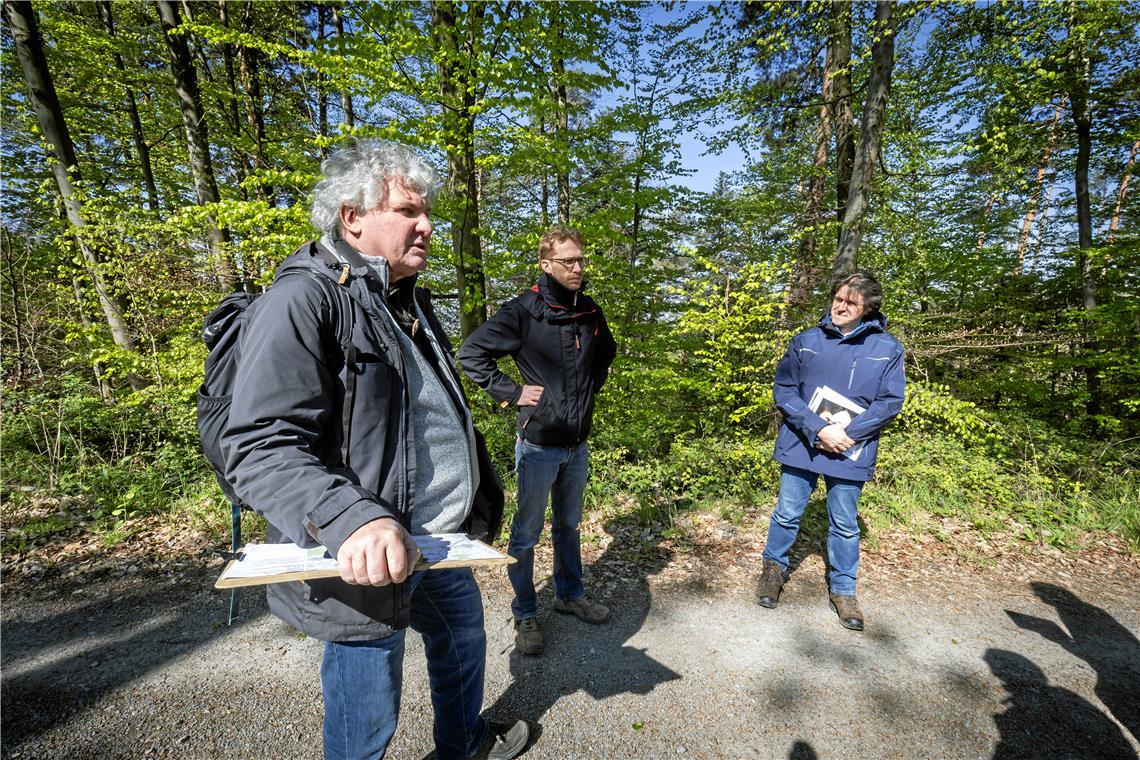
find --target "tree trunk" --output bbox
[97,1,159,213]
[1015,99,1065,273]
[975,193,996,253]
[333,3,355,128]
[539,116,550,226]
[832,0,897,279]
[830,0,854,234]
[316,3,329,153]
[789,35,836,312]
[4,0,140,387]
[551,5,571,224]
[239,0,271,202]
[217,0,250,207]
[156,0,237,289]
[432,1,487,337]
[1,228,28,386]
[1107,138,1138,244]
[1068,1,1099,426]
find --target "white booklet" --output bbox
[807,385,866,462]
[216,533,513,589]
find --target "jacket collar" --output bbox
[537,272,585,309]
[320,234,420,294]
[818,310,887,340]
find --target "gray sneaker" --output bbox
[514,617,544,655]
[472,719,529,760]
[552,594,611,624]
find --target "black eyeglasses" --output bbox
[549,257,587,271]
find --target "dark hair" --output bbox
[538,225,584,259]
[828,269,883,316]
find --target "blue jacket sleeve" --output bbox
[844,342,906,442]
[773,334,830,444]
[457,301,525,406]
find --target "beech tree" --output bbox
[4,0,139,389]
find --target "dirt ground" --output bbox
[2,509,1138,759]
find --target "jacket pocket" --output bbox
[520,387,565,439]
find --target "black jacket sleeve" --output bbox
[457,300,526,406]
[592,308,617,392]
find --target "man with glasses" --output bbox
[459,225,617,656]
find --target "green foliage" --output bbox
[2,0,1137,560]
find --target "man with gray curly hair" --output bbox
[222,139,527,759]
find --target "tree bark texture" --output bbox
[1107,138,1138,244]
[156,0,237,289]
[1067,1,1099,425]
[830,0,854,233]
[432,1,487,337]
[97,1,159,213]
[333,3,355,128]
[552,6,571,225]
[788,32,836,312]
[833,0,897,280]
[238,0,271,202]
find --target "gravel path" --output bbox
[3,530,1139,759]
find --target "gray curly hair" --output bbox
[310,139,441,237]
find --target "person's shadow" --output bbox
[484,516,681,738]
[984,648,1133,759]
[1005,582,1140,744]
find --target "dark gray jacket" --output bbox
[221,242,502,641]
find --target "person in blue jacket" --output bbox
[755,269,906,631]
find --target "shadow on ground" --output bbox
[1001,581,1140,750]
[985,647,1133,759]
[1,562,246,753]
[483,517,681,734]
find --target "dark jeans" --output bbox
[507,438,589,619]
[320,567,489,759]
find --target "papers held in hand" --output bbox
[215,533,514,589]
[808,385,866,462]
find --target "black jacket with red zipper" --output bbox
[458,273,617,446]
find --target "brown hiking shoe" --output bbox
[552,594,611,624]
[756,560,787,609]
[829,593,864,631]
[514,617,544,655]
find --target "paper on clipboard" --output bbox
[216,533,513,589]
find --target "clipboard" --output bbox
[216,534,514,589]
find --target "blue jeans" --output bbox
[507,438,589,619]
[320,568,489,760]
[762,465,864,596]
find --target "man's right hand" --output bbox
[517,384,544,406]
[817,423,855,454]
[336,517,420,586]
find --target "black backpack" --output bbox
[197,248,356,622]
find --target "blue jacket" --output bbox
[772,312,905,481]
